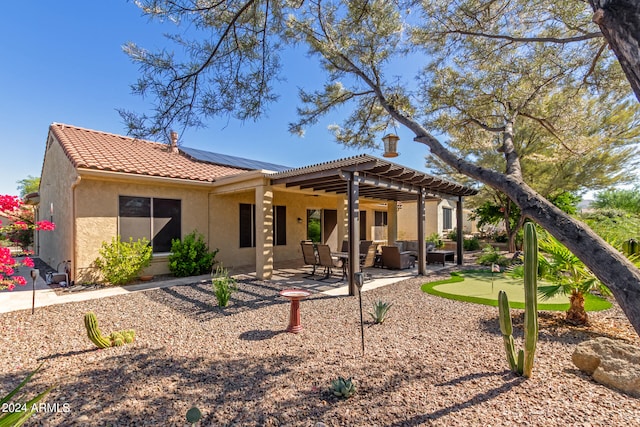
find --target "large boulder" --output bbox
[572,337,640,397]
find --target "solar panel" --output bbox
[181,146,291,172]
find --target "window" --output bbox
[374,211,388,226]
[274,205,286,246]
[239,203,256,248]
[442,207,453,230]
[240,204,286,247]
[119,196,181,253]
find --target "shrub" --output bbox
[476,244,510,267]
[446,229,458,240]
[94,236,152,285]
[426,232,444,248]
[212,264,236,307]
[169,231,219,277]
[463,237,480,251]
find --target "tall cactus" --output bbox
[84,312,135,349]
[498,222,538,378]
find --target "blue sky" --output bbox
[0,1,434,196]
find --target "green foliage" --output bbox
[446,229,457,240]
[330,377,356,398]
[498,222,538,378]
[0,363,54,427]
[212,265,236,307]
[369,300,393,324]
[476,245,510,267]
[593,187,640,215]
[84,312,135,349]
[580,209,640,244]
[426,232,443,248]
[94,236,153,285]
[463,237,480,251]
[169,231,218,277]
[16,175,40,198]
[537,233,612,301]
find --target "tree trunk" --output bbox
[567,290,589,326]
[589,0,640,102]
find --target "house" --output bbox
[36,123,477,292]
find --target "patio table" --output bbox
[426,250,455,266]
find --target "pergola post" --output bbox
[255,184,274,279]
[417,189,426,275]
[456,196,464,265]
[347,172,360,296]
[387,201,398,247]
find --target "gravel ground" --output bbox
[1,269,639,426]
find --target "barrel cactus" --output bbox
[498,222,539,378]
[84,312,135,349]
[330,376,356,398]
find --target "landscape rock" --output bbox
[572,337,640,397]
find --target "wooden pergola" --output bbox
[270,154,478,295]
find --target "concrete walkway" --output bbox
[0,266,211,314]
[1,260,453,314]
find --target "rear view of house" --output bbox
[36,123,476,286]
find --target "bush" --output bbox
[426,232,444,248]
[95,236,152,285]
[463,237,480,251]
[212,264,236,307]
[446,229,458,240]
[476,244,510,267]
[169,231,219,277]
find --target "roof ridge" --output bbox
[50,123,166,146]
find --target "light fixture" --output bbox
[297,217,303,224]
[382,133,399,158]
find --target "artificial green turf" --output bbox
[421,270,612,312]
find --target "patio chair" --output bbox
[360,243,377,268]
[301,242,319,277]
[381,246,414,270]
[316,244,343,280]
[341,240,349,252]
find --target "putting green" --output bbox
[421,270,612,312]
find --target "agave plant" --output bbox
[330,376,356,398]
[369,300,393,324]
[537,232,611,326]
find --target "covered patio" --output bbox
[268,155,478,295]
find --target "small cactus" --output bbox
[84,312,135,349]
[498,222,538,378]
[369,300,393,324]
[186,406,202,425]
[330,376,356,398]
[84,312,112,349]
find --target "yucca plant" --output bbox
[330,377,356,398]
[369,300,393,324]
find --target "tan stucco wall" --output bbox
[209,185,346,270]
[397,199,477,241]
[38,135,77,277]
[73,176,211,282]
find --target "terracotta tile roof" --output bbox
[49,123,247,182]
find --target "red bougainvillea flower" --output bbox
[23,257,35,268]
[36,220,55,231]
[13,221,29,230]
[0,195,21,212]
[7,283,15,291]
[15,276,27,286]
